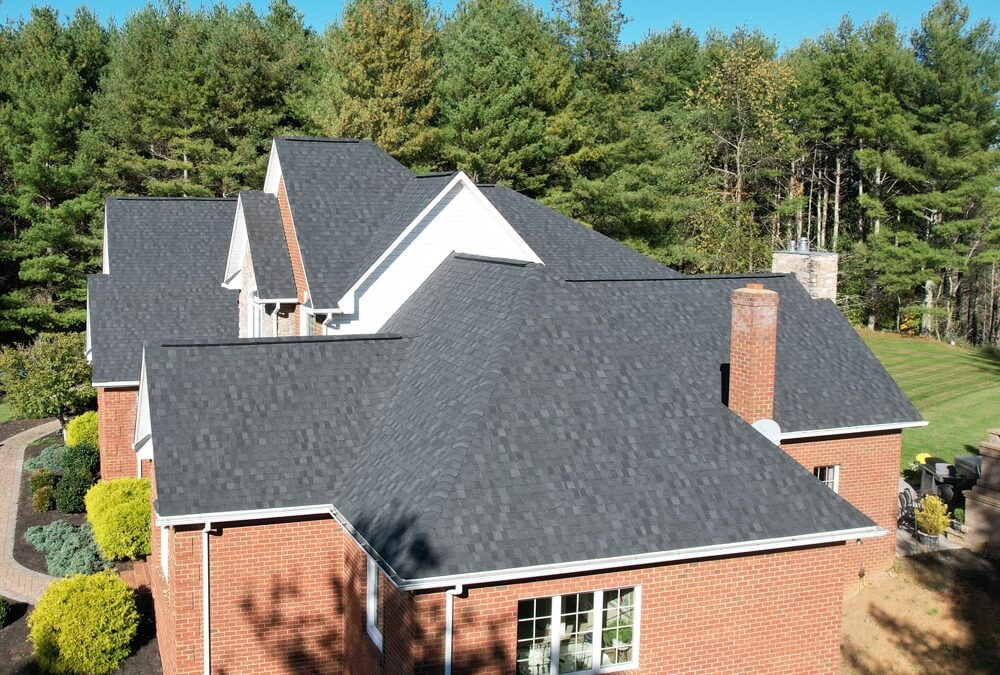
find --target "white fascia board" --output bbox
[84,286,93,361]
[153,499,883,592]
[780,420,928,441]
[92,380,140,388]
[262,140,281,195]
[222,200,248,290]
[336,172,542,314]
[133,353,152,449]
[102,208,110,274]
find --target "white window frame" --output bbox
[366,556,383,651]
[248,289,263,338]
[814,465,840,493]
[160,526,169,580]
[517,586,641,675]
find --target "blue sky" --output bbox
[1,0,997,50]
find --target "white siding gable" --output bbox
[325,174,540,335]
[222,200,249,289]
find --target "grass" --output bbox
[0,400,12,423]
[860,329,1000,469]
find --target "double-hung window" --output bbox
[366,556,383,650]
[814,465,840,493]
[516,586,639,675]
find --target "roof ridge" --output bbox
[415,171,457,178]
[452,253,535,267]
[109,196,237,202]
[566,273,788,283]
[412,265,544,538]
[276,136,362,143]
[154,334,407,349]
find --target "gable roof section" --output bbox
[567,275,923,434]
[145,254,878,583]
[88,197,238,384]
[273,137,414,308]
[148,335,410,517]
[239,191,297,300]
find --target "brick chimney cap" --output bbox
[746,282,764,290]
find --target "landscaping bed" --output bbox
[13,433,86,575]
[0,595,162,674]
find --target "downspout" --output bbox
[444,584,464,675]
[202,522,212,675]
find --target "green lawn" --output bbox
[860,330,1000,469]
[0,400,13,424]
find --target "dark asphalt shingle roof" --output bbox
[88,198,238,383]
[274,137,414,308]
[239,191,296,300]
[148,255,882,581]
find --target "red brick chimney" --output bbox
[728,282,779,424]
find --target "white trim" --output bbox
[160,526,170,580]
[336,172,541,314]
[366,555,384,651]
[262,141,282,195]
[102,208,110,274]
[154,502,882,590]
[202,522,212,675]
[444,584,463,675]
[222,200,248,290]
[92,380,140,388]
[248,289,263,337]
[780,420,927,440]
[814,465,841,494]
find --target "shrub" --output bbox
[32,485,55,512]
[65,411,98,450]
[29,468,55,493]
[24,520,111,577]
[62,442,99,477]
[85,479,151,561]
[23,444,66,474]
[916,495,951,536]
[0,596,8,627]
[54,468,94,514]
[954,507,965,523]
[29,572,139,674]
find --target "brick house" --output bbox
[87,137,925,674]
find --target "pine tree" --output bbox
[0,8,108,337]
[319,0,439,167]
[437,0,571,193]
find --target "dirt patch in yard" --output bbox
[12,433,86,575]
[841,550,1000,674]
[0,419,53,444]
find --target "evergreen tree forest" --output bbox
[1,0,997,346]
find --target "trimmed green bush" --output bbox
[29,468,55,493]
[85,478,151,560]
[62,442,99,477]
[54,468,94,514]
[32,485,55,512]
[29,572,139,674]
[65,411,98,450]
[23,444,66,474]
[0,596,8,627]
[24,520,111,577]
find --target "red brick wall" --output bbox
[728,284,779,424]
[781,430,902,584]
[278,176,308,305]
[97,386,138,479]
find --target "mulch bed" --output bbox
[0,595,162,674]
[12,433,86,575]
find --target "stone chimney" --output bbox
[965,428,1000,558]
[728,283,779,425]
[771,239,838,301]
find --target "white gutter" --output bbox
[202,522,212,675]
[780,420,927,441]
[157,504,883,591]
[92,380,141,388]
[444,584,464,675]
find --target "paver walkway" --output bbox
[1,420,60,603]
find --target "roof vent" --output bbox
[797,237,809,253]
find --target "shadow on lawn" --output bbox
[841,550,1000,675]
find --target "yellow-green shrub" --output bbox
[85,478,150,561]
[915,495,950,535]
[66,411,98,450]
[28,571,138,674]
